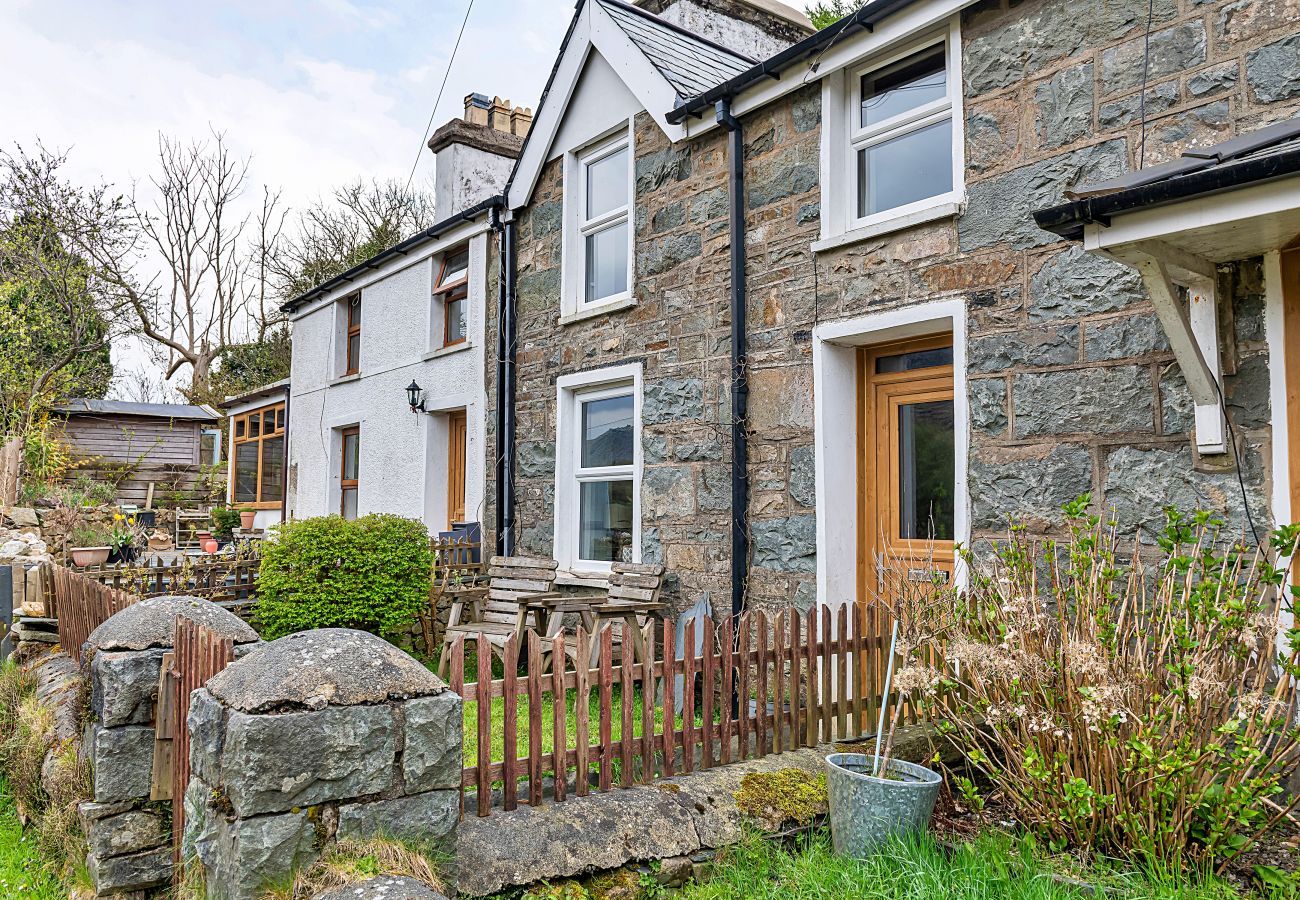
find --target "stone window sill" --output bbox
[811,200,962,254]
[329,373,361,387]
[558,296,636,326]
[422,343,473,362]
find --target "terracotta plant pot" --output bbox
[202,538,220,554]
[239,510,257,529]
[70,546,110,567]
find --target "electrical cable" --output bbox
[1136,0,1155,169]
[405,0,476,190]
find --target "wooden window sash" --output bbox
[340,426,360,517]
[230,402,287,508]
[345,294,362,375]
[435,249,470,348]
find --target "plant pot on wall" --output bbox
[239,509,257,529]
[70,546,110,567]
[825,753,942,859]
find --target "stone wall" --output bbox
[80,596,260,897]
[485,0,1300,614]
[183,629,462,900]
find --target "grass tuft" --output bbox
[259,836,446,900]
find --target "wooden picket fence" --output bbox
[0,436,19,508]
[78,556,260,608]
[450,604,896,818]
[153,617,235,864]
[48,564,140,662]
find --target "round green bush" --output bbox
[254,514,432,640]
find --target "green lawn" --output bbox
[0,778,66,900]
[679,829,1251,900]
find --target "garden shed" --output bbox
[50,399,223,507]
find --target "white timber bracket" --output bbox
[1128,246,1227,455]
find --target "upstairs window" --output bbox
[850,40,957,225]
[434,245,469,347]
[343,292,362,375]
[564,127,633,315]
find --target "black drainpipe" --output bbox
[494,209,519,557]
[716,98,749,623]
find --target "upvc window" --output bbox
[849,37,958,226]
[339,425,360,520]
[565,127,633,314]
[434,245,469,347]
[554,364,641,574]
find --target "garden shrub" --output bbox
[888,497,1300,871]
[254,514,432,640]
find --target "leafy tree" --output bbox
[806,0,866,29]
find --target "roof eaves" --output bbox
[281,195,503,313]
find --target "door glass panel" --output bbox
[341,487,358,521]
[860,46,946,128]
[234,443,258,503]
[581,394,634,467]
[897,399,954,541]
[857,118,953,217]
[875,346,953,374]
[579,479,634,562]
[586,146,628,220]
[260,436,285,502]
[585,220,629,302]
[342,431,359,480]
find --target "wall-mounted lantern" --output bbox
[406,380,426,414]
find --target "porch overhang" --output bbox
[1034,117,1300,456]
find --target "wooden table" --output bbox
[524,596,664,666]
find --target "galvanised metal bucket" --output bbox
[825,753,942,858]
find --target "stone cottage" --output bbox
[479,0,1300,619]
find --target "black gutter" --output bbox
[495,210,520,557]
[716,98,750,623]
[1034,145,1300,241]
[280,385,291,523]
[281,195,503,313]
[666,0,924,126]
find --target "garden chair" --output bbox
[437,555,561,678]
[588,561,667,666]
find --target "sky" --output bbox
[0,0,801,398]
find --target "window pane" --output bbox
[446,295,466,344]
[875,346,953,374]
[247,414,261,439]
[341,487,358,521]
[348,296,361,327]
[275,407,285,430]
[262,409,275,433]
[234,443,258,503]
[898,399,954,541]
[347,333,360,371]
[439,247,469,285]
[579,479,634,562]
[235,418,246,439]
[342,431,359,481]
[200,431,218,466]
[585,220,628,302]
[260,436,285,502]
[581,394,634,468]
[857,118,953,217]
[860,47,946,128]
[585,146,628,220]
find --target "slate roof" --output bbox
[597,0,755,101]
[1035,116,1300,240]
[52,399,220,421]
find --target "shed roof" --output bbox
[53,399,219,422]
[597,0,755,100]
[222,378,291,410]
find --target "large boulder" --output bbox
[313,876,447,900]
[206,628,448,714]
[86,595,258,653]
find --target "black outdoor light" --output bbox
[406,380,426,413]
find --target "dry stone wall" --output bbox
[485,0,1300,615]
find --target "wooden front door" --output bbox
[857,334,957,610]
[447,410,467,528]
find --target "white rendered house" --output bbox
[282,95,528,533]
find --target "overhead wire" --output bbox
[405,0,476,190]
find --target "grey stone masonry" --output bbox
[81,595,261,898]
[184,628,462,900]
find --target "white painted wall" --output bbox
[548,49,643,162]
[286,222,490,533]
[434,143,515,218]
[654,0,801,59]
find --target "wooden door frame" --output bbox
[446,410,467,528]
[856,333,956,606]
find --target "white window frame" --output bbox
[817,20,964,250]
[553,362,643,576]
[562,123,635,320]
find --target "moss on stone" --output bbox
[733,768,827,829]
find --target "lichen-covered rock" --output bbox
[84,807,169,858]
[91,647,168,727]
[87,724,155,803]
[86,595,258,653]
[188,687,226,784]
[87,844,172,894]
[336,791,458,849]
[403,694,463,792]
[313,876,448,900]
[219,704,396,816]
[192,803,320,900]
[733,768,828,829]
[206,628,447,714]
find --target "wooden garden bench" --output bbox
[437,555,561,678]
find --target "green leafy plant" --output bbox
[68,524,110,548]
[805,0,865,30]
[254,514,433,640]
[903,497,1300,871]
[107,512,136,553]
[210,506,241,540]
